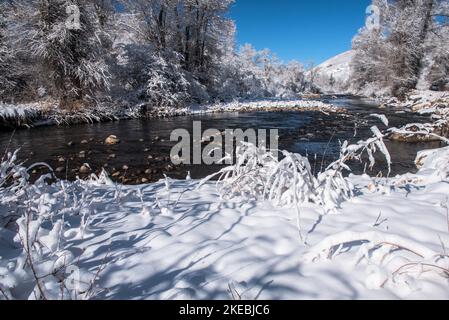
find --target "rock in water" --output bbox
[105,135,120,145]
[55,167,65,173]
[79,164,91,174]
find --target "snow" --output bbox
[1,141,448,300]
[199,99,343,114]
[0,103,40,122]
[316,51,354,83]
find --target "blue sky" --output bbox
[229,0,371,64]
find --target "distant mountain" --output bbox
[312,50,354,93]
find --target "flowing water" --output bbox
[0,97,443,184]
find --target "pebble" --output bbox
[79,164,91,174]
[105,135,120,145]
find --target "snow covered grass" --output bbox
[0,103,40,127]
[200,124,391,208]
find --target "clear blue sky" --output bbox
[229,0,371,64]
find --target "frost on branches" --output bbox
[350,0,449,98]
[0,151,102,300]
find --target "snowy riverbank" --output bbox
[0,98,342,129]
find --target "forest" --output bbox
[0,0,447,112]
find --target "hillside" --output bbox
[313,50,354,93]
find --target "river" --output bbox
[0,97,443,184]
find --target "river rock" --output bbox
[141,178,149,183]
[79,164,91,174]
[105,135,120,145]
[58,157,65,162]
[112,171,120,178]
[81,139,89,144]
[108,154,116,159]
[411,102,432,112]
[122,165,129,170]
[389,131,441,143]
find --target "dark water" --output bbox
[0,97,443,184]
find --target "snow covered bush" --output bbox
[0,151,102,300]
[200,125,392,214]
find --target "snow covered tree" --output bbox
[114,0,237,106]
[351,0,449,97]
[279,61,307,97]
[424,1,449,90]
[11,0,111,107]
[0,2,16,99]
[146,53,191,108]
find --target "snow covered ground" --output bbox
[1,141,448,300]
[311,51,354,93]
[198,99,342,114]
[380,90,449,111]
